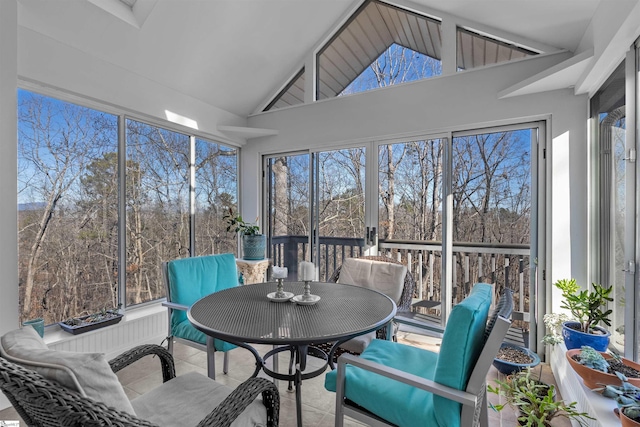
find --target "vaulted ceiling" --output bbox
[17,0,601,117]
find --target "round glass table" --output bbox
[188,281,396,427]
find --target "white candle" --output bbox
[299,261,315,281]
[272,266,288,279]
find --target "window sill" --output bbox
[550,342,618,427]
[42,302,167,358]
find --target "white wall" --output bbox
[0,0,19,338]
[245,51,589,308]
[0,0,19,410]
[18,26,248,146]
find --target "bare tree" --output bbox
[18,94,116,320]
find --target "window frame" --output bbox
[17,83,241,321]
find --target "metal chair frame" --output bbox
[162,261,230,380]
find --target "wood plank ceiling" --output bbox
[457,28,537,70]
[317,0,441,100]
[266,0,540,111]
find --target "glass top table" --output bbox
[188,281,396,427]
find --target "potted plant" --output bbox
[492,342,541,375]
[596,372,640,426]
[566,345,640,389]
[555,278,613,351]
[488,368,593,426]
[542,312,570,346]
[223,209,265,260]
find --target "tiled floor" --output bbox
[0,329,569,426]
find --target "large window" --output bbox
[18,90,238,323]
[592,60,629,356]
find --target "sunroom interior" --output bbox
[1,0,640,425]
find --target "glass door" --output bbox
[311,147,367,281]
[266,153,310,281]
[266,147,368,282]
[450,126,539,346]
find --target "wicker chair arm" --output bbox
[327,265,342,283]
[195,377,280,427]
[0,357,158,427]
[109,344,176,383]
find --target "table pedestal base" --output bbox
[262,345,329,427]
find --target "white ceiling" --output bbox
[17,0,601,117]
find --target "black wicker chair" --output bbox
[0,344,279,427]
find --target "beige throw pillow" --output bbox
[338,258,407,304]
[0,327,136,415]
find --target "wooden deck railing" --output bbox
[269,235,531,342]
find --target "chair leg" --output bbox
[167,336,174,354]
[223,351,229,375]
[206,336,216,380]
[335,360,346,427]
[479,388,489,427]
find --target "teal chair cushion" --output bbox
[325,339,439,427]
[167,254,238,352]
[325,283,493,427]
[173,319,236,353]
[433,283,492,427]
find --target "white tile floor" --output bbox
[0,331,568,426]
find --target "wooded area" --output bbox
[18,91,237,323]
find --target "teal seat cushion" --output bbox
[167,254,238,352]
[432,283,492,427]
[173,319,236,353]
[325,339,439,427]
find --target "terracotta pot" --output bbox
[566,349,640,389]
[615,408,640,427]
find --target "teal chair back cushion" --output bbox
[167,253,238,328]
[432,282,492,426]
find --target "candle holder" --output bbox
[292,279,321,305]
[267,276,293,302]
[275,278,286,298]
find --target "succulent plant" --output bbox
[623,406,640,422]
[542,312,570,345]
[596,371,640,422]
[577,345,610,372]
[555,278,613,334]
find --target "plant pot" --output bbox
[59,311,123,335]
[562,321,610,351]
[616,408,640,426]
[242,234,266,260]
[22,318,45,338]
[492,342,541,375]
[566,349,640,389]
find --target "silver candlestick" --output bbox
[275,278,285,298]
[302,280,312,301]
